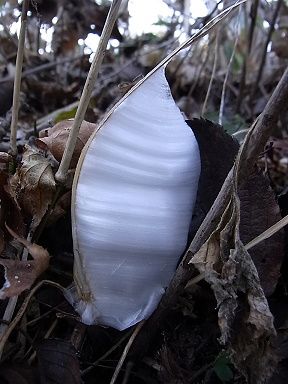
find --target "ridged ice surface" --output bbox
[73,68,201,330]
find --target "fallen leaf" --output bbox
[190,149,277,383]
[37,339,81,384]
[0,226,50,299]
[188,119,284,296]
[7,145,56,231]
[0,364,38,384]
[38,119,96,169]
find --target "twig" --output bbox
[9,0,29,157]
[0,54,85,85]
[55,0,122,184]
[236,0,259,113]
[81,329,134,376]
[251,0,283,104]
[0,280,65,359]
[28,319,58,364]
[109,321,145,384]
[186,212,288,288]
[0,232,31,359]
[202,29,219,116]
[219,7,241,125]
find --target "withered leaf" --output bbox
[38,119,96,169]
[187,119,279,383]
[188,119,284,296]
[7,145,56,231]
[0,364,38,384]
[37,339,81,384]
[0,226,50,299]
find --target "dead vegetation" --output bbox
[0,0,288,383]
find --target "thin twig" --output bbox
[0,54,85,85]
[81,329,134,376]
[0,232,31,359]
[9,0,29,157]
[109,321,145,384]
[219,7,241,125]
[55,0,122,184]
[0,280,65,359]
[251,0,283,104]
[202,29,219,116]
[236,0,259,112]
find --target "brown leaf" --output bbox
[0,364,38,384]
[37,339,81,384]
[190,159,277,383]
[239,170,284,296]
[188,119,284,296]
[38,119,96,169]
[0,226,50,299]
[7,145,56,230]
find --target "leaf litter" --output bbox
[0,1,288,383]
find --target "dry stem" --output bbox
[9,0,29,157]
[55,0,122,184]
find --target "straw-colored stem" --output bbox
[9,0,29,157]
[55,0,122,184]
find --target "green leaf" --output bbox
[213,353,234,382]
[55,107,77,123]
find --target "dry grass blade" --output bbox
[245,213,288,251]
[109,321,145,384]
[202,29,219,115]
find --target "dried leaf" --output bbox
[38,119,96,169]
[190,167,277,383]
[188,119,284,296]
[239,170,284,296]
[191,196,276,383]
[0,226,50,299]
[7,145,56,230]
[37,339,81,384]
[0,364,38,384]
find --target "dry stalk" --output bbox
[9,0,29,157]
[109,321,145,384]
[55,0,123,184]
[202,29,219,116]
[0,233,31,359]
[219,6,241,125]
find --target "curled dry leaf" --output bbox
[0,226,50,299]
[7,145,56,231]
[0,152,12,171]
[38,119,96,169]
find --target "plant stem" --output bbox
[55,0,122,184]
[9,0,29,157]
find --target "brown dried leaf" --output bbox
[191,195,277,383]
[0,364,38,384]
[37,339,81,384]
[7,145,56,230]
[0,226,50,299]
[239,170,284,296]
[38,119,96,169]
[188,119,284,296]
[190,175,277,383]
